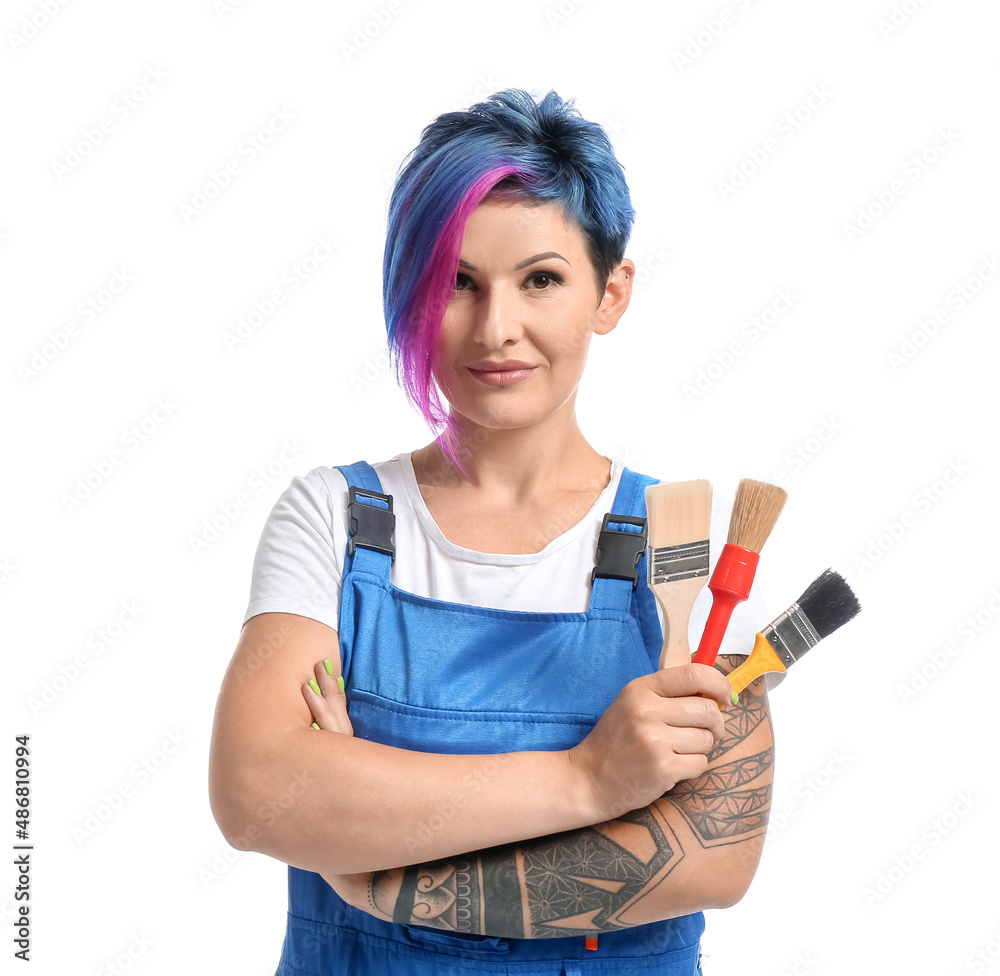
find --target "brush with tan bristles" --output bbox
[692,478,787,667]
[645,480,713,669]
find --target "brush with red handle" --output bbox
[692,478,787,667]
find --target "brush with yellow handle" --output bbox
[644,479,713,669]
[728,568,861,694]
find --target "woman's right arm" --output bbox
[208,611,732,877]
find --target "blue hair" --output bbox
[383,89,635,468]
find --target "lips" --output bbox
[466,360,537,386]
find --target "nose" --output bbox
[472,282,524,349]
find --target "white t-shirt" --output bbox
[243,453,769,660]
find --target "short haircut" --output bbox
[383,88,635,469]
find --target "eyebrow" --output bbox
[458,251,571,272]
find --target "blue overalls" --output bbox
[276,461,705,975]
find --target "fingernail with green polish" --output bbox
[323,658,334,676]
[309,679,322,696]
[311,722,321,730]
[731,690,740,705]
[337,676,345,695]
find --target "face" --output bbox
[431,197,631,436]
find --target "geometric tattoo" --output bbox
[372,805,684,939]
[518,805,683,937]
[665,659,774,847]
[666,750,773,844]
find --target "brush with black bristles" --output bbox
[726,569,862,694]
[692,478,787,666]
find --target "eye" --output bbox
[454,272,475,291]
[526,270,562,289]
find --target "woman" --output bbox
[209,88,774,975]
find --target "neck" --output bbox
[414,402,609,500]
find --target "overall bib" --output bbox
[276,462,705,975]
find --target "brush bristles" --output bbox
[726,478,787,552]
[645,479,712,548]
[796,568,861,639]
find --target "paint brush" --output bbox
[727,568,861,694]
[692,478,787,667]
[645,479,713,669]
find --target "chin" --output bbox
[437,375,573,437]
[453,401,570,440]
[452,411,539,435]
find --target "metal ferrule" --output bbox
[762,603,822,667]
[649,540,710,585]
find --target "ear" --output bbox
[594,259,635,336]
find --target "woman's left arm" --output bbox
[323,655,773,937]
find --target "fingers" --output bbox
[667,725,718,757]
[664,752,711,790]
[662,696,727,744]
[648,662,736,710]
[624,665,729,744]
[301,657,354,735]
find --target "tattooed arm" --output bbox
[333,656,772,938]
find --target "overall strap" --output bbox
[337,460,384,494]
[335,461,394,583]
[589,467,659,614]
[611,466,659,516]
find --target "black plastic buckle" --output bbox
[591,514,647,591]
[347,486,395,561]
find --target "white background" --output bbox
[3,1,999,974]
